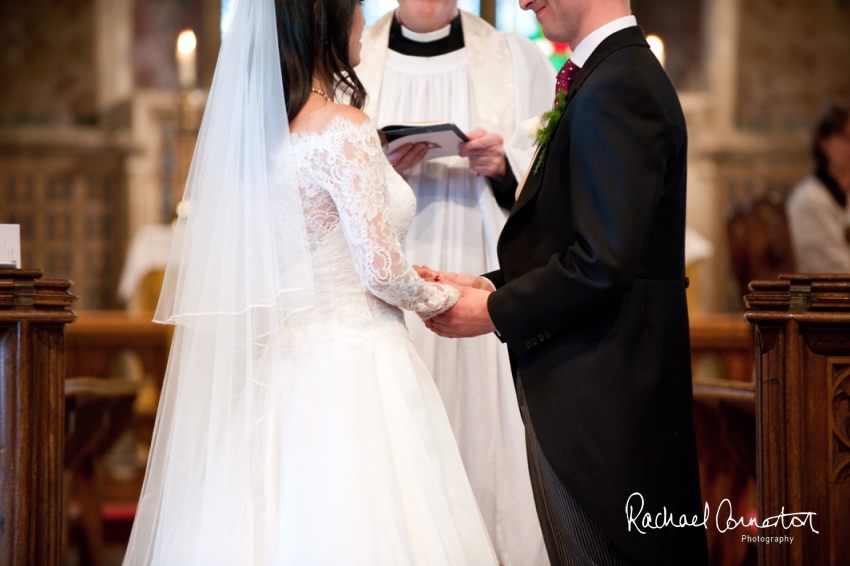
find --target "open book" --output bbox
[379,122,469,161]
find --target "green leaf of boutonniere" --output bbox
[532,89,568,174]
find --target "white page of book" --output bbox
[384,129,466,161]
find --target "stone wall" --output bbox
[0,0,98,126]
[737,0,850,132]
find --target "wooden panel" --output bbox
[0,141,128,309]
[827,361,850,566]
[30,324,66,565]
[0,323,27,565]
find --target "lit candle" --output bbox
[176,30,198,89]
[646,35,666,69]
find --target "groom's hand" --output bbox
[425,286,496,338]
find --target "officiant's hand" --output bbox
[459,128,507,180]
[387,142,429,173]
[425,285,496,338]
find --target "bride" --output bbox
[122,0,498,564]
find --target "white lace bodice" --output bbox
[283,116,459,351]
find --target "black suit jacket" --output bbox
[485,27,709,565]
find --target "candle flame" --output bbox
[646,35,665,67]
[177,30,197,55]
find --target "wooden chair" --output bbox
[727,198,796,301]
[63,376,140,566]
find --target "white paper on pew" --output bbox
[0,224,21,268]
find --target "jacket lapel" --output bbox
[507,27,650,219]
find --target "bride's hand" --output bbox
[413,264,439,282]
[414,267,494,291]
[413,265,469,285]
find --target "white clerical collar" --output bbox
[400,21,452,43]
[569,15,637,67]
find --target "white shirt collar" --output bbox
[569,16,637,68]
[400,21,452,43]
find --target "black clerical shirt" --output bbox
[388,13,464,56]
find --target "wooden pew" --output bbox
[65,311,171,389]
[60,310,764,564]
[690,312,758,566]
[690,312,756,383]
[746,275,850,566]
[63,312,170,560]
[0,269,76,566]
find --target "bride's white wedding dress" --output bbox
[123,116,498,565]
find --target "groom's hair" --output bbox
[274,0,368,122]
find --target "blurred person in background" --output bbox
[787,101,850,273]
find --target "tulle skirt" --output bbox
[123,330,497,565]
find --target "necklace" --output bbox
[310,87,332,102]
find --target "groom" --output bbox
[424,0,709,564]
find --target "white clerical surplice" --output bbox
[358,11,555,566]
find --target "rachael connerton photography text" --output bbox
[625,492,819,535]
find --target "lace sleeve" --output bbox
[310,118,460,319]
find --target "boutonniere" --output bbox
[531,89,568,174]
[521,116,544,139]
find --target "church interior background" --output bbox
[1,0,849,564]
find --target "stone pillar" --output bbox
[94,0,134,113]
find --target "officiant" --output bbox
[356,2,554,564]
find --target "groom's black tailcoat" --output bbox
[485,27,709,565]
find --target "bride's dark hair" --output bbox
[274,0,368,122]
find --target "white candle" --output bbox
[646,35,666,69]
[176,30,197,89]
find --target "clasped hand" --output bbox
[412,265,497,338]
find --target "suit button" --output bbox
[532,338,538,346]
[538,333,545,342]
[525,340,532,350]
[544,330,551,338]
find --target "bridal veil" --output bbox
[125,0,314,561]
